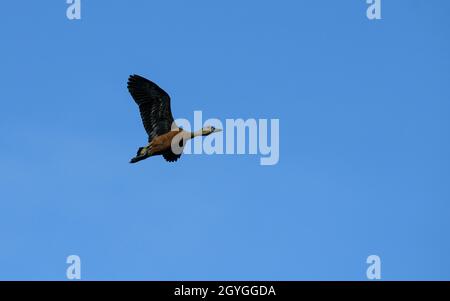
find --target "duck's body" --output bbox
[130,128,187,163]
[127,75,220,164]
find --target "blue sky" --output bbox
[0,0,449,280]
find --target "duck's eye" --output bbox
[211,126,215,131]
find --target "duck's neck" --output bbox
[190,129,203,139]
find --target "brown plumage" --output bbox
[127,75,221,163]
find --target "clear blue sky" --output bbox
[0,1,449,280]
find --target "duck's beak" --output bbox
[213,128,222,133]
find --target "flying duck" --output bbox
[127,75,221,163]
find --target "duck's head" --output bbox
[202,125,222,136]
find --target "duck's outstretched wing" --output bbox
[127,74,175,142]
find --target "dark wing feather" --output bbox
[162,151,181,162]
[127,75,175,142]
[162,133,185,162]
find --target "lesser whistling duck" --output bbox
[127,75,221,163]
